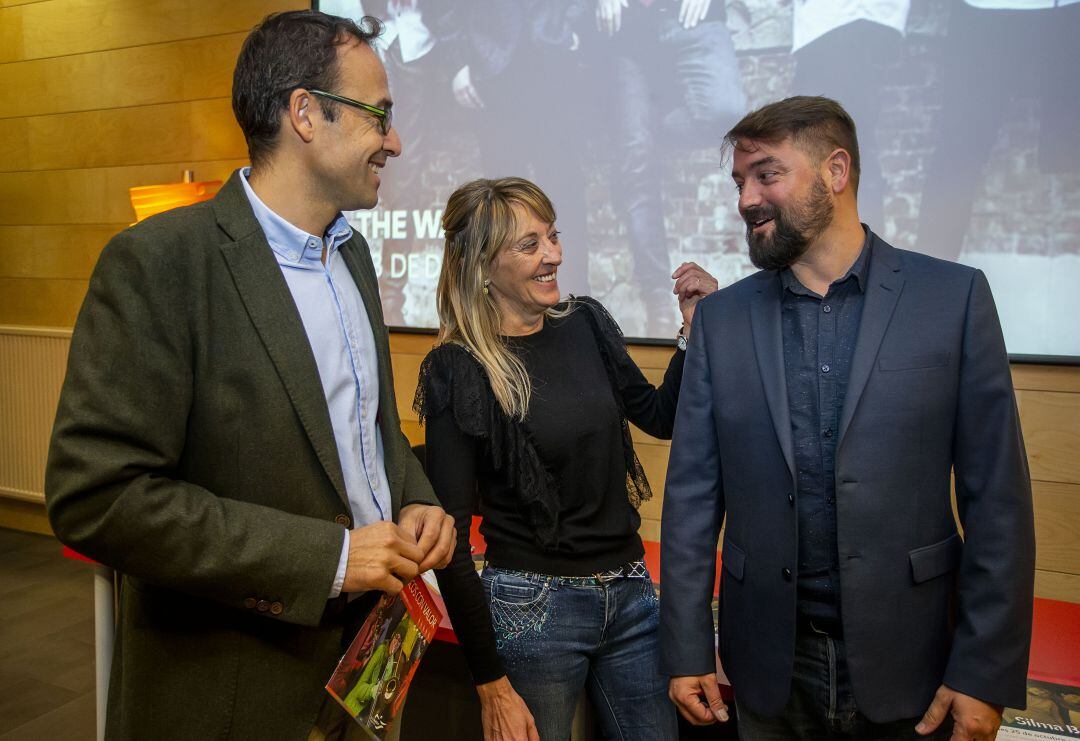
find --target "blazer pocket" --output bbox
[878,352,950,372]
[722,539,746,582]
[909,532,963,584]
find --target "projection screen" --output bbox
[314,0,1080,360]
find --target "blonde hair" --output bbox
[436,177,568,420]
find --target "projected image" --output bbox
[316,0,1080,357]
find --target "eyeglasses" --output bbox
[309,89,393,136]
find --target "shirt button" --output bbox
[823,304,832,313]
[782,568,792,582]
[821,364,831,374]
[823,429,833,438]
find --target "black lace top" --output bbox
[414,297,685,683]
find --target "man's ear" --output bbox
[825,148,852,195]
[287,88,317,144]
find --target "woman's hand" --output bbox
[672,261,718,334]
[596,0,628,36]
[477,677,539,741]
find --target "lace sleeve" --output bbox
[413,343,490,439]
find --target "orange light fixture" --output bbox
[129,170,222,223]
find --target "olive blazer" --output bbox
[45,172,437,740]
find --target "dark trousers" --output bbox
[598,6,744,332]
[792,20,903,237]
[736,627,953,740]
[916,2,1080,261]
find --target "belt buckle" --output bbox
[595,567,622,583]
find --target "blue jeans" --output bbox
[736,628,953,740]
[481,565,678,741]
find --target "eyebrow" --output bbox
[732,155,782,180]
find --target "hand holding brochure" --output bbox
[325,578,442,740]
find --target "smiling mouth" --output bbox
[368,162,383,175]
[533,270,557,284]
[750,217,774,230]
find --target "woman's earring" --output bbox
[482,279,490,295]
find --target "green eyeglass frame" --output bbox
[309,89,393,135]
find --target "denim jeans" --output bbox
[481,565,678,741]
[736,627,953,740]
[599,10,745,334]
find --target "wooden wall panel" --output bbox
[0,159,248,225]
[1033,481,1080,575]
[0,277,88,327]
[0,0,303,63]
[0,33,245,118]
[1034,571,1080,604]
[1019,390,1080,485]
[0,225,122,280]
[0,99,246,173]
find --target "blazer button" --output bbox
[782,568,792,582]
[256,600,271,613]
[243,597,257,610]
[787,492,794,506]
[270,601,284,616]
[334,514,352,528]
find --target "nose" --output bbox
[544,236,563,266]
[384,126,402,158]
[738,180,762,215]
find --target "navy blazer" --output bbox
[659,232,1035,721]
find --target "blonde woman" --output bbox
[414,177,716,740]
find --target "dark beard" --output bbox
[745,176,834,271]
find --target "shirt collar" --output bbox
[780,225,872,297]
[238,167,353,264]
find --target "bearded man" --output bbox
[659,96,1035,741]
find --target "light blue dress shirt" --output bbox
[239,169,391,598]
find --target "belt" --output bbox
[493,560,650,586]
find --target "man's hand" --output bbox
[343,521,425,595]
[669,674,729,726]
[477,677,539,741]
[672,261,718,333]
[452,65,484,109]
[399,503,456,572]
[916,685,1003,740]
[596,0,628,36]
[679,0,712,28]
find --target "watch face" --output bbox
[677,333,688,351]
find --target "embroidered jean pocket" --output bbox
[488,577,551,638]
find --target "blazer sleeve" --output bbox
[943,269,1035,709]
[659,296,726,677]
[44,229,345,627]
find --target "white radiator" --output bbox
[0,326,71,502]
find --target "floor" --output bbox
[0,527,95,740]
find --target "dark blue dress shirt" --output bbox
[780,233,870,632]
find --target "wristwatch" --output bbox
[676,326,688,352]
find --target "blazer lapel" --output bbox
[212,174,350,507]
[750,273,797,486]
[838,235,905,445]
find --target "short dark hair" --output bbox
[724,96,861,192]
[232,10,383,168]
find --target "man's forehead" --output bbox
[335,39,391,103]
[731,137,799,174]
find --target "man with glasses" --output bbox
[45,11,453,740]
